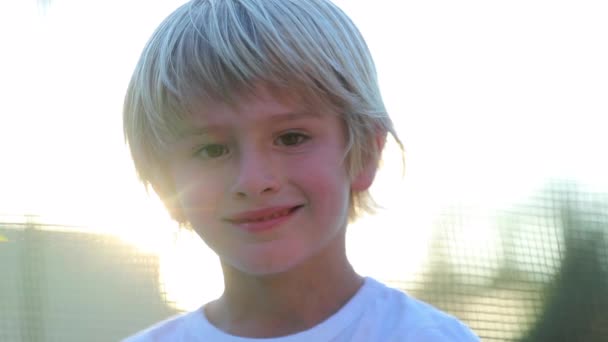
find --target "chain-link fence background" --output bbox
[1,178,606,341]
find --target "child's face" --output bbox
[165,87,372,275]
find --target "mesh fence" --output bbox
[387,179,608,341]
[1,179,606,341]
[0,221,179,342]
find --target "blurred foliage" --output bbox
[521,184,608,341]
[415,179,607,341]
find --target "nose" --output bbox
[231,148,281,199]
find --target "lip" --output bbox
[225,205,302,233]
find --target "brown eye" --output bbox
[276,132,309,146]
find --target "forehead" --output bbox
[181,87,334,133]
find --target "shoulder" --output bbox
[361,278,480,341]
[122,308,204,342]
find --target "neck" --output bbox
[205,230,363,338]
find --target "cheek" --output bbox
[172,168,224,219]
[288,159,350,210]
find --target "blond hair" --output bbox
[124,0,401,224]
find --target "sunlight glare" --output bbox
[1,0,606,317]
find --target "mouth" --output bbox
[228,205,303,224]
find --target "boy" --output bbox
[123,0,479,340]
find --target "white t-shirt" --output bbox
[123,277,479,341]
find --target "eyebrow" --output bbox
[267,110,322,122]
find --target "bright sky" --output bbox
[0,0,607,310]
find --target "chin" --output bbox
[232,257,304,276]
[223,248,310,277]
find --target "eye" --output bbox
[275,132,310,147]
[196,144,229,159]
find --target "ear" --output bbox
[351,132,387,192]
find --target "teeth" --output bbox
[248,208,291,222]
